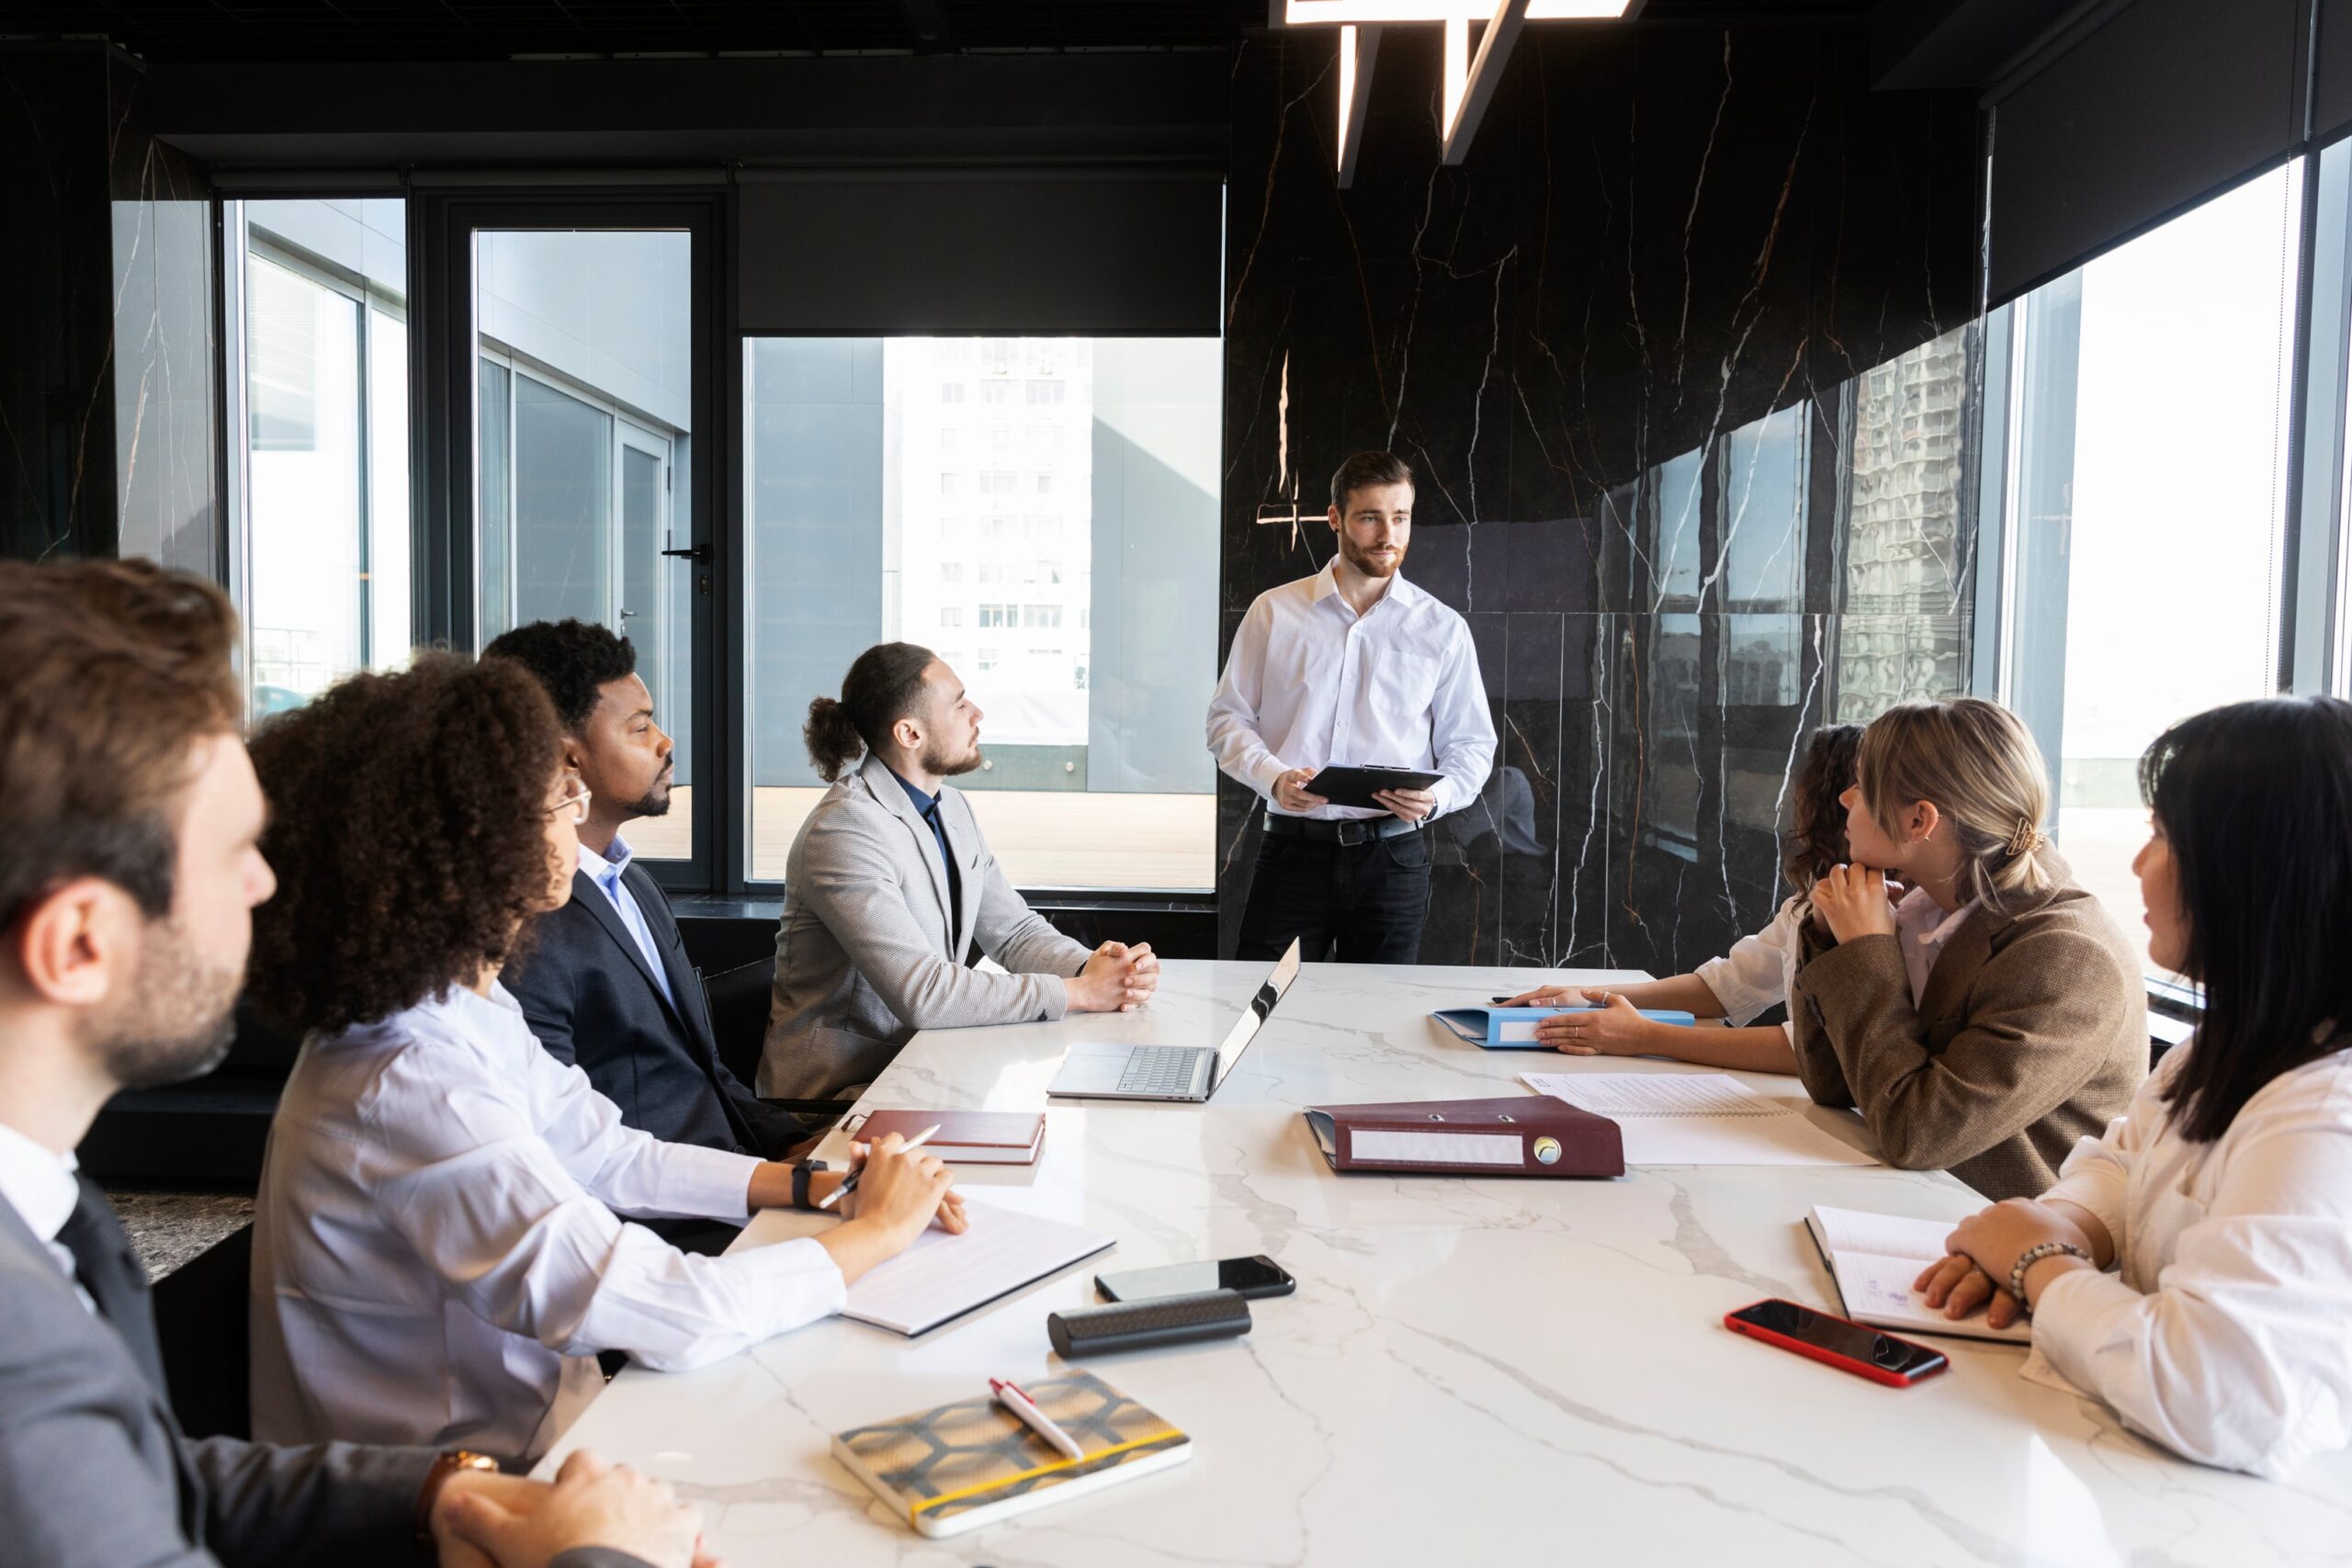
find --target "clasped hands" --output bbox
[1071,939,1159,1013]
[432,1449,717,1568]
[1914,1198,2107,1330]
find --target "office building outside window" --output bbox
[745,335,1220,889]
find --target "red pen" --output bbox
[989,1377,1084,1461]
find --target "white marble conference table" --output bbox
[541,960,2352,1566]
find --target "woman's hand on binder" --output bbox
[1533,989,1658,1056]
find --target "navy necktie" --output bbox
[56,1175,168,1394]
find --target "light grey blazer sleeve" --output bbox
[763,755,1102,1100]
[951,792,1094,982]
[795,800,1071,1033]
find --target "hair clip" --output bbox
[2003,817,2047,858]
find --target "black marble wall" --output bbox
[1218,23,1984,976]
[0,42,215,570]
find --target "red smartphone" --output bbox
[1724,1298,1949,1388]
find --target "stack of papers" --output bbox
[1518,1072,1878,1168]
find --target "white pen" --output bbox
[989,1377,1084,1461]
[814,1122,941,1210]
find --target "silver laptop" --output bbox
[1046,938,1303,1101]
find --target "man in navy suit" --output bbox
[490,621,813,1251]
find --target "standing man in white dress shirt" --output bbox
[1207,450,1497,963]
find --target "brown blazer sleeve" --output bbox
[1792,923,2132,1174]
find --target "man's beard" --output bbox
[1341,536,1406,578]
[623,764,675,818]
[85,914,243,1091]
[922,736,983,778]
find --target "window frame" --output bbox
[226,208,411,715]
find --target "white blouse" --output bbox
[250,982,845,1463]
[1692,896,1804,1040]
[2034,1037,2352,1477]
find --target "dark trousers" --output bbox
[1235,828,1434,964]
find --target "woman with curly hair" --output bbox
[1498,723,1861,1073]
[244,653,963,1464]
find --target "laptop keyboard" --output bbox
[1117,1046,1202,1096]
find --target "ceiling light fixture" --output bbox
[1278,0,1643,186]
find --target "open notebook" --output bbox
[1804,1205,2031,1345]
[842,1201,1114,1337]
[1518,1071,1877,1168]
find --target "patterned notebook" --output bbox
[831,1371,1193,1538]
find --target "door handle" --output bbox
[661,544,711,564]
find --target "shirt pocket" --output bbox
[1367,644,1442,720]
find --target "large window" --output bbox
[230,199,410,715]
[744,336,1219,890]
[1986,162,2306,974]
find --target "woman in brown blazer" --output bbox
[1790,697,2146,1200]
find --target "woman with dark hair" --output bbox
[1498,724,1862,1073]
[245,654,963,1465]
[1917,695,2352,1477]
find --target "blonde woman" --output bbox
[1793,698,2145,1199]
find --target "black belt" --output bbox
[1264,814,1422,846]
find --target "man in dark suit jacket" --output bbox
[0,558,695,1568]
[488,621,812,1242]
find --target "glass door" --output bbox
[466,222,702,872]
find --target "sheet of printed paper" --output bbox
[1520,1072,1878,1167]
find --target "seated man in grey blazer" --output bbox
[760,642,1159,1100]
[0,558,696,1568]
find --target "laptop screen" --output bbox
[1208,937,1304,1089]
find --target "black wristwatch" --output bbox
[791,1157,820,1211]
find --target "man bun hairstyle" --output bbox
[1330,450,1414,513]
[805,641,938,784]
[0,559,243,931]
[481,618,637,733]
[1855,697,2053,914]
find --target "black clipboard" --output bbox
[1303,764,1443,810]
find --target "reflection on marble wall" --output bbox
[1,44,120,562]
[1,42,215,572]
[110,54,220,577]
[1218,24,1984,977]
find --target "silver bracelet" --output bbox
[2009,1240,2091,1314]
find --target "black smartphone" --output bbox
[1095,1255,1296,1303]
[1724,1298,1949,1387]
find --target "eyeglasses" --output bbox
[544,780,593,825]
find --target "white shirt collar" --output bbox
[577,833,634,886]
[1311,558,1419,616]
[1894,883,1978,948]
[0,1120,81,1247]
